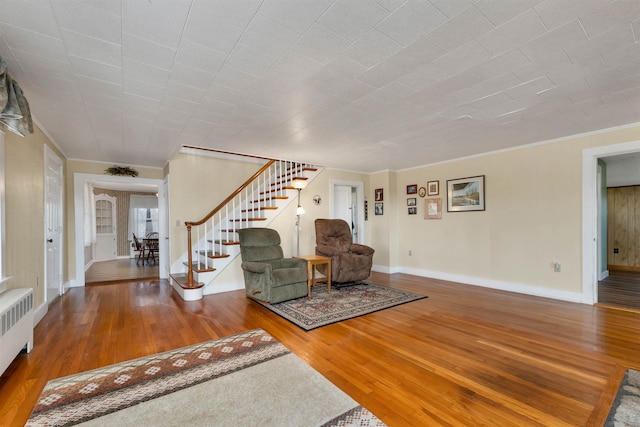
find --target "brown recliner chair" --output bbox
[315,219,374,283]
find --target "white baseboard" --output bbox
[84,259,94,272]
[399,267,584,303]
[598,270,609,281]
[203,281,245,296]
[33,302,47,326]
[372,264,401,274]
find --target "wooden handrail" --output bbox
[185,159,275,227]
[184,159,276,287]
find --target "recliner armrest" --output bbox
[349,243,375,256]
[316,244,340,257]
[280,258,307,269]
[241,261,272,274]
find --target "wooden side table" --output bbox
[294,255,331,297]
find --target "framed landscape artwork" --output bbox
[406,184,417,194]
[446,175,485,212]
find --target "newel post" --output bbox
[186,223,194,287]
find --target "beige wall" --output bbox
[389,125,640,294]
[4,125,65,308]
[167,154,264,263]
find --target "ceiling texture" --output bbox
[0,0,639,173]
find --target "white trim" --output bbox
[32,117,66,158]
[599,270,609,281]
[44,144,64,304]
[202,281,244,295]
[74,173,165,287]
[401,267,583,303]
[170,281,204,301]
[33,302,48,326]
[582,139,640,304]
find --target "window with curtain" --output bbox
[129,195,158,240]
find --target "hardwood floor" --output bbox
[2,272,640,426]
[598,270,640,311]
[85,258,159,284]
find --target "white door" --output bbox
[334,185,354,239]
[331,180,365,244]
[94,194,117,261]
[45,145,63,304]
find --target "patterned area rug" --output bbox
[605,368,640,426]
[257,283,427,331]
[26,329,385,427]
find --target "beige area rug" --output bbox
[26,329,385,426]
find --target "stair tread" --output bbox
[207,239,240,245]
[242,206,278,212]
[170,273,204,289]
[196,250,230,259]
[182,262,216,273]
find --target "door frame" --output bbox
[44,145,63,303]
[330,179,365,244]
[73,173,167,287]
[582,139,640,304]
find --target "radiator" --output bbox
[0,288,34,376]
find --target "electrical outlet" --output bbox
[553,262,561,273]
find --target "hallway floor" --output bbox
[85,258,159,284]
[598,270,640,311]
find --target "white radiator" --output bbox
[0,288,33,376]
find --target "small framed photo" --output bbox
[407,197,416,206]
[418,187,426,198]
[375,188,383,201]
[424,198,442,219]
[408,207,417,215]
[374,202,383,215]
[427,180,439,196]
[407,184,417,194]
[447,175,485,212]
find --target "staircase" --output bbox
[169,159,320,300]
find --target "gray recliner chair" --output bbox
[238,228,308,304]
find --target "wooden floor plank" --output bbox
[2,272,640,426]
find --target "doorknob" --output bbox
[47,239,53,243]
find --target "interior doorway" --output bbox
[73,173,167,287]
[330,179,365,244]
[582,138,640,307]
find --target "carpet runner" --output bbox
[26,329,385,426]
[257,283,427,331]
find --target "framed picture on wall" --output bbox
[427,180,439,196]
[407,198,416,206]
[375,188,383,201]
[406,184,417,194]
[408,207,417,215]
[375,202,383,215]
[424,198,442,219]
[446,175,485,212]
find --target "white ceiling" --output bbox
[1,0,639,173]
